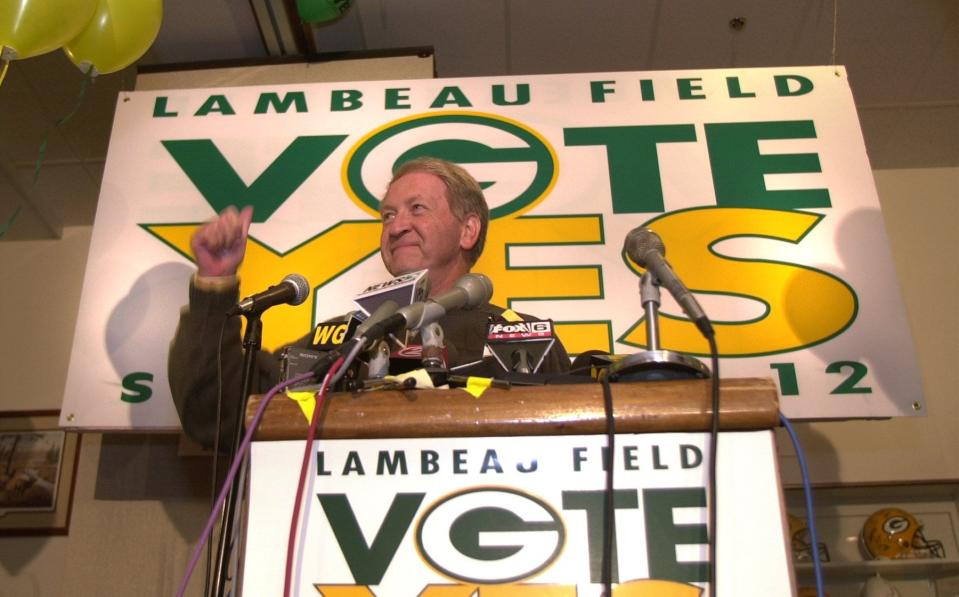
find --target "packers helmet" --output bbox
[860,507,945,559]
[788,513,830,562]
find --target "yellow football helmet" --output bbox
[788,513,830,562]
[860,507,945,560]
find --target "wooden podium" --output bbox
[241,377,795,596]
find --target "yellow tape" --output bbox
[463,376,493,398]
[286,390,316,422]
[501,308,523,322]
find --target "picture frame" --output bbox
[0,410,81,536]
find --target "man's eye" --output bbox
[381,212,394,222]
[411,203,427,213]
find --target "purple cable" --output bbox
[175,371,315,597]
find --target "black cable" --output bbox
[706,333,720,597]
[600,375,616,597]
[206,317,229,595]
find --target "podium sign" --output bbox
[244,431,793,595]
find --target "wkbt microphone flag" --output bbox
[353,269,430,317]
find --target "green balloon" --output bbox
[296,0,352,24]
[0,0,97,60]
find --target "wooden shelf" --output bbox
[795,558,959,580]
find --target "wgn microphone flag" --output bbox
[306,269,431,351]
[486,318,557,374]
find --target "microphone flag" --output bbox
[486,318,556,374]
[353,269,429,317]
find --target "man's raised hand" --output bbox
[190,205,253,277]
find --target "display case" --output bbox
[784,482,959,597]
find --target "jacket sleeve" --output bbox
[168,279,283,449]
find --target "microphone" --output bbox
[365,273,493,341]
[512,350,531,374]
[354,299,400,340]
[624,228,713,337]
[227,273,310,316]
[299,274,430,383]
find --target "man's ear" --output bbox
[459,214,481,251]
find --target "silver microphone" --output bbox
[624,228,713,337]
[364,273,493,340]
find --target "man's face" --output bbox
[380,171,474,281]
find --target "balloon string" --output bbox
[1,65,93,240]
[0,204,22,239]
[0,58,16,238]
[33,64,95,184]
[0,58,16,239]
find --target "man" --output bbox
[169,157,569,448]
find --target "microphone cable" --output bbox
[705,333,720,597]
[779,413,826,597]
[206,316,229,596]
[280,335,367,595]
[589,333,719,597]
[283,358,344,597]
[599,375,616,597]
[176,371,316,597]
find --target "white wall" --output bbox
[0,227,204,596]
[0,226,91,410]
[775,166,959,485]
[0,166,955,595]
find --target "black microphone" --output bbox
[227,273,310,316]
[354,299,400,340]
[624,228,713,337]
[364,273,493,341]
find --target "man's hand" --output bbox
[191,206,253,277]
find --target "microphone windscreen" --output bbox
[624,228,665,267]
[283,273,311,306]
[449,273,493,310]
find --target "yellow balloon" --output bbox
[0,0,97,60]
[63,0,162,75]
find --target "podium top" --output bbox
[246,377,779,441]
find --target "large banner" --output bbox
[244,431,793,595]
[60,66,923,429]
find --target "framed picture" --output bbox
[0,411,81,535]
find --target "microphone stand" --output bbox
[607,271,710,381]
[211,312,263,597]
[420,322,449,386]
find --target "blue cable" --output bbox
[779,412,826,597]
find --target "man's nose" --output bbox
[386,210,411,236]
